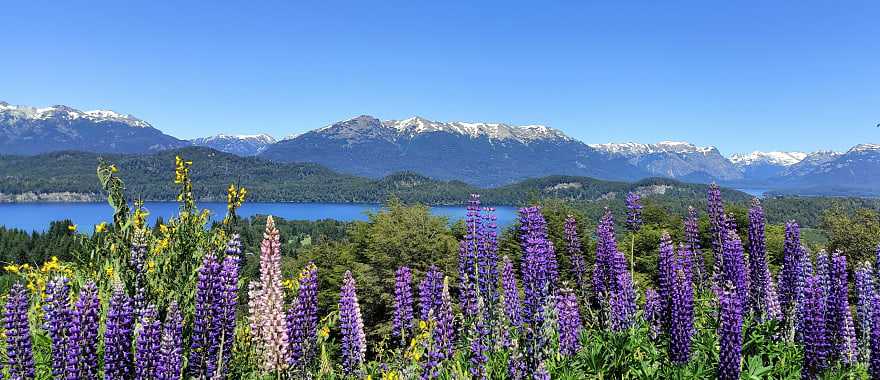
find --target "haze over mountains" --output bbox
[1,102,877,195]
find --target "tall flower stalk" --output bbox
[288,262,319,371]
[801,274,829,379]
[669,244,694,365]
[104,283,135,380]
[157,302,183,380]
[564,216,587,297]
[4,283,35,380]
[72,281,100,379]
[247,215,289,373]
[43,277,73,379]
[339,271,366,377]
[135,305,162,380]
[746,199,780,321]
[707,184,726,290]
[717,282,743,380]
[392,266,414,347]
[556,288,582,356]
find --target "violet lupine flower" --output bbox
[419,266,444,321]
[501,256,524,328]
[684,207,706,288]
[707,183,726,288]
[519,205,559,328]
[218,254,240,376]
[225,233,243,259]
[591,209,637,331]
[556,288,582,356]
[746,199,779,321]
[800,275,829,380]
[247,216,289,372]
[625,191,643,233]
[643,288,662,339]
[157,302,183,380]
[135,304,162,380]
[71,281,99,379]
[657,233,676,327]
[104,284,135,380]
[779,221,804,323]
[479,203,500,310]
[828,252,857,364]
[189,253,222,378]
[564,216,588,294]
[339,271,366,377]
[871,295,880,380]
[288,262,319,370]
[722,230,747,310]
[669,264,694,365]
[717,282,743,380]
[856,262,875,362]
[422,277,457,380]
[610,253,637,332]
[392,266,414,346]
[468,307,490,380]
[43,277,73,379]
[4,283,34,380]
[534,362,551,380]
[130,235,148,317]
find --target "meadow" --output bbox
[0,155,878,380]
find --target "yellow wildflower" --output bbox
[41,256,60,273]
[109,164,118,173]
[104,265,114,278]
[95,222,108,233]
[319,326,330,338]
[147,260,156,273]
[67,224,77,232]
[4,265,19,274]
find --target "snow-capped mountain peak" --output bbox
[588,141,717,156]
[381,116,571,142]
[728,151,807,167]
[847,143,880,154]
[0,101,152,128]
[190,133,277,156]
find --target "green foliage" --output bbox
[822,207,880,265]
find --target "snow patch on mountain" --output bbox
[588,141,717,156]
[0,101,152,128]
[729,151,807,167]
[379,116,572,142]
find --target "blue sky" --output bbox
[1,1,878,153]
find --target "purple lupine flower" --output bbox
[157,302,183,380]
[795,249,813,343]
[722,230,747,309]
[534,362,551,380]
[468,305,490,380]
[856,262,875,362]
[419,266,444,321]
[422,277,456,380]
[717,282,743,380]
[746,199,779,321]
[591,209,636,331]
[657,233,676,327]
[4,283,34,380]
[707,183,726,288]
[501,256,524,328]
[519,205,559,328]
[828,252,857,364]
[189,253,222,378]
[288,262,319,370]
[393,266,414,347]
[871,294,880,380]
[800,275,829,380]
[458,239,477,316]
[71,281,99,379]
[556,288,582,356]
[43,277,73,379]
[104,283,135,380]
[130,235,148,317]
[339,271,366,377]
[815,251,831,296]
[625,191,643,233]
[135,305,162,380]
[592,209,615,306]
[564,216,588,294]
[684,207,705,287]
[217,254,240,377]
[643,288,662,339]
[669,258,694,365]
[225,233,243,259]
[479,203,500,310]
[779,221,804,324]
[610,253,637,332]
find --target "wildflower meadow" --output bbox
[0,156,877,380]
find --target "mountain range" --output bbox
[1,101,877,195]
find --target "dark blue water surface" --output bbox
[0,202,519,232]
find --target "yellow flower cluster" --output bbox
[226,184,248,211]
[94,222,108,233]
[174,155,192,184]
[282,278,297,291]
[4,257,73,295]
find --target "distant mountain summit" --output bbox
[728,151,808,180]
[191,133,276,156]
[0,101,187,155]
[588,141,743,182]
[260,115,640,186]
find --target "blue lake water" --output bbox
[735,188,770,198]
[0,202,519,232]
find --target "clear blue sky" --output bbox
[1,1,878,153]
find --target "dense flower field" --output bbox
[0,156,878,379]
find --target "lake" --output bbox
[0,202,520,232]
